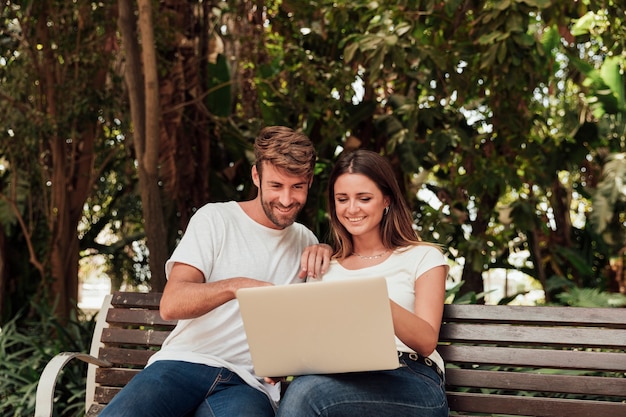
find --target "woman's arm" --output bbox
[390,264,447,356]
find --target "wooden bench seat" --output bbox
[34,292,626,417]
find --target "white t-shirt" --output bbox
[148,201,318,404]
[311,244,448,372]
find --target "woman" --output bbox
[277,150,449,417]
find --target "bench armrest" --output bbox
[34,352,112,417]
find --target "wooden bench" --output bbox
[35,291,626,417]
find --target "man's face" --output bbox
[253,162,311,229]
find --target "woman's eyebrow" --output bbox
[335,191,375,196]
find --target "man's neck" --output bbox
[238,199,282,230]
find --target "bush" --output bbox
[0,300,96,417]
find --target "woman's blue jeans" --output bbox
[276,356,448,417]
[98,360,274,417]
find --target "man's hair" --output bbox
[254,126,316,179]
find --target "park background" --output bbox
[1,0,626,415]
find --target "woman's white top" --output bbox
[310,244,449,372]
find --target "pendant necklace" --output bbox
[352,249,389,260]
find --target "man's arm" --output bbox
[159,263,272,321]
[161,242,331,320]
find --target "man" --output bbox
[100,126,330,417]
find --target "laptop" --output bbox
[236,276,400,377]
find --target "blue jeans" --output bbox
[98,360,275,417]
[276,357,448,417]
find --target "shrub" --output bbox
[0,300,96,417]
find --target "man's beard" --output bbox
[260,189,302,229]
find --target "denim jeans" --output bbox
[98,360,275,417]
[276,357,448,417]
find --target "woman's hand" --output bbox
[298,244,332,280]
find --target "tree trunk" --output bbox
[33,1,115,318]
[118,0,168,291]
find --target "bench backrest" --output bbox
[440,304,626,417]
[86,292,176,415]
[86,292,626,417]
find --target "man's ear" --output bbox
[308,177,313,188]
[251,165,261,188]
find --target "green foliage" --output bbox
[0,300,96,417]
[206,54,232,117]
[589,154,626,246]
[554,286,626,308]
[446,281,491,305]
[2,0,626,399]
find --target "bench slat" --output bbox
[98,347,157,367]
[439,323,626,348]
[447,392,625,417]
[93,387,122,404]
[95,368,140,386]
[105,309,176,327]
[86,404,106,417]
[445,368,626,397]
[443,304,626,328]
[101,328,171,346]
[438,345,626,371]
[110,292,163,308]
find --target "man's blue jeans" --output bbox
[276,357,448,417]
[98,360,274,417]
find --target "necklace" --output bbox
[352,249,389,260]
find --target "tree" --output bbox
[117,0,168,291]
[0,1,121,319]
[2,0,626,324]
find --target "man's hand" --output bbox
[298,243,332,280]
[263,376,286,386]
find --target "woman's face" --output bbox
[333,173,389,238]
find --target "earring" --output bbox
[384,206,389,215]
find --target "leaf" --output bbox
[358,34,384,51]
[540,25,560,52]
[519,0,552,8]
[600,56,625,111]
[384,34,398,46]
[494,0,511,11]
[369,46,386,78]
[396,138,422,173]
[556,287,626,307]
[497,41,507,64]
[569,55,621,115]
[206,54,232,117]
[506,13,525,33]
[589,154,626,234]
[480,44,499,69]
[478,31,505,45]
[513,33,535,48]
[395,22,411,37]
[570,12,596,37]
[374,113,404,137]
[431,131,452,155]
[343,41,359,63]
